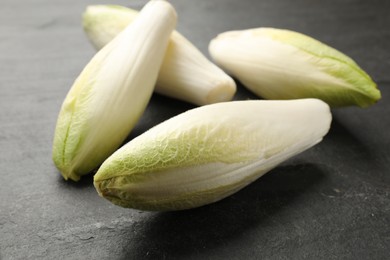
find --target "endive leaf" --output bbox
[209,28,381,108]
[94,99,332,211]
[52,0,177,181]
[83,5,236,105]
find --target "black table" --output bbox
[1,0,389,259]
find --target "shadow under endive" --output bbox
[117,163,327,259]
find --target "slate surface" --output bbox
[0,0,389,259]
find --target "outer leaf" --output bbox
[94,99,332,211]
[83,5,236,106]
[52,0,177,181]
[209,28,381,108]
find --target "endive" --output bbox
[209,28,381,108]
[83,5,236,106]
[94,99,332,211]
[52,0,177,181]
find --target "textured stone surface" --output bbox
[0,0,389,259]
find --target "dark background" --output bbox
[1,0,389,259]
